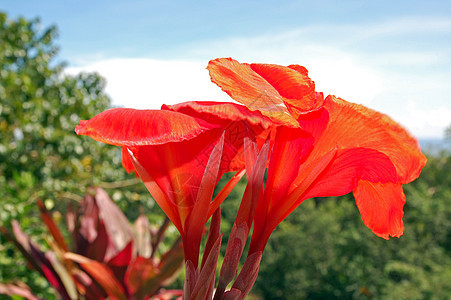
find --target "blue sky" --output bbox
[3,0,451,138]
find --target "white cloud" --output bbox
[392,107,451,138]
[67,17,451,138]
[66,55,383,114]
[67,58,230,109]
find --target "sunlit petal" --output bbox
[163,101,275,172]
[317,96,427,183]
[354,181,406,239]
[76,108,218,146]
[121,147,135,174]
[250,63,324,114]
[207,58,298,126]
[301,147,398,199]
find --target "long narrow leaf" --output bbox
[235,136,270,227]
[133,214,152,258]
[94,188,133,260]
[0,283,40,300]
[37,199,69,252]
[11,221,72,300]
[83,220,108,262]
[0,226,42,277]
[65,252,126,300]
[183,260,198,300]
[125,256,159,297]
[79,193,99,243]
[46,251,78,300]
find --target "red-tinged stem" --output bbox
[248,224,274,255]
[189,234,222,299]
[183,260,198,300]
[214,138,269,300]
[201,208,221,271]
[230,251,263,299]
[222,289,241,300]
[207,169,245,219]
[213,286,226,300]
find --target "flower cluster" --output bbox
[76,58,427,299]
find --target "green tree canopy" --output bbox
[0,12,154,297]
[1,12,111,207]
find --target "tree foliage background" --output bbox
[1,12,450,299]
[0,12,157,298]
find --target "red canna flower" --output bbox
[76,108,226,267]
[76,58,427,299]
[207,58,427,254]
[75,104,272,269]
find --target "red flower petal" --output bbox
[127,148,183,232]
[121,147,135,174]
[354,181,406,239]
[184,133,225,266]
[163,101,273,129]
[126,129,223,233]
[264,126,314,211]
[163,101,275,172]
[75,108,218,146]
[207,58,298,126]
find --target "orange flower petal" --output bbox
[354,181,406,239]
[75,108,218,146]
[314,96,427,184]
[301,147,398,200]
[250,63,324,114]
[207,58,298,126]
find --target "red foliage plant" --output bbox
[74,58,426,300]
[1,188,184,300]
